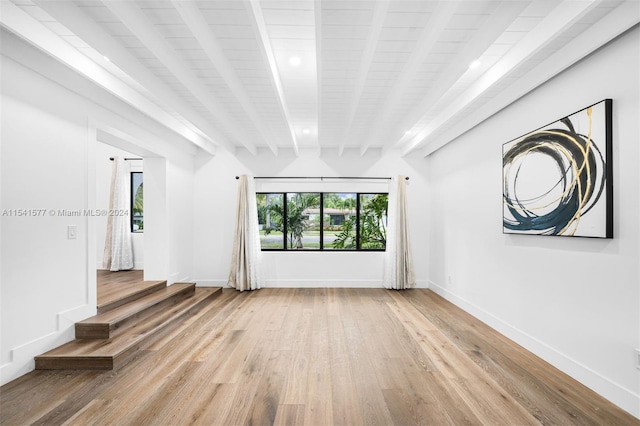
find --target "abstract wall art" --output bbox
[502,99,612,238]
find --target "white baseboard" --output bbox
[428,280,640,419]
[168,272,182,285]
[0,303,95,386]
[414,280,429,289]
[196,279,429,289]
[95,262,144,270]
[265,279,384,288]
[196,280,230,288]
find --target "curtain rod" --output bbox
[109,157,142,161]
[235,176,408,180]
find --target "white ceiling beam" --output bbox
[31,0,226,156]
[103,0,258,156]
[0,1,214,155]
[171,0,279,157]
[246,0,299,156]
[314,0,323,150]
[383,0,529,154]
[357,1,459,157]
[401,0,608,156]
[336,1,389,157]
[419,0,640,157]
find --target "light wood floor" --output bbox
[97,269,145,305]
[1,288,637,425]
[97,269,160,306]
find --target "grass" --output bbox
[259,230,340,236]
[260,228,359,250]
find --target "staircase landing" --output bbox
[97,270,166,313]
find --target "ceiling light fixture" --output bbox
[289,56,301,67]
[469,60,481,70]
[302,128,310,134]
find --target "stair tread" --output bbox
[78,283,195,327]
[37,288,221,361]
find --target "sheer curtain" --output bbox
[228,175,262,291]
[383,175,416,290]
[103,157,134,271]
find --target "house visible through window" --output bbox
[256,192,388,251]
[131,172,143,232]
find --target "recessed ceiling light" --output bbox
[302,128,310,134]
[289,56,301,67]
[469,60,481,69]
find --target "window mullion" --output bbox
[356,193,361,250]
[283,192,288,250]
[320,193,324,250]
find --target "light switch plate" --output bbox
[67,225,77,239]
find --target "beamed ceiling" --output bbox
[2,0,638,157]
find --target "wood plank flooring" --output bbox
[1,288,637,425]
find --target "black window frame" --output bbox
[257,191,388,252]
[131,171,143,233]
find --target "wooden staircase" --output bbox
[35,281,221,370]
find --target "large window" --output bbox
[131,172,143,232]
[257,192,388,251]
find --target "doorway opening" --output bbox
[95,141,146,306]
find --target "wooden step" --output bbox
[35,287,222,370]
[76,283,196,339]
[98,280,167,314]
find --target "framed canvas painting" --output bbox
[502,99,612,238]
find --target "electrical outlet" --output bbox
[67,225,77,240]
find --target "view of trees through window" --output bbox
[131,172,143,232]
[257,192,388,251]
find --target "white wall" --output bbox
[426,27,639,417]
[167,158,196,284]
[1,50,93,382]
[95,142,144,270]
[193,148,430,288]
[1,31,197,386]
[134,155,196,284]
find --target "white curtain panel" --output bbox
[228,175,262,291]
[383,175,416,290]
[103,157,134,271]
